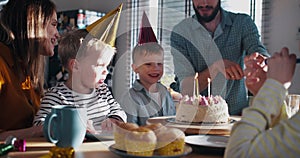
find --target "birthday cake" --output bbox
[175,95,230,123]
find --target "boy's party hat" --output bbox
[138,11,158,45]
[86,3,123,47]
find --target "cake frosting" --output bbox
[175,95,229,123]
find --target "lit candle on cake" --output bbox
[208,78,211,97]
[193,76,195,97]
[194,73,199,97]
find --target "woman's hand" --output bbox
[244,52,267,95]
[267,47,296,89]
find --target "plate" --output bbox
[109,144,192,158]
[185,135,229,148]
[166,117,236,126]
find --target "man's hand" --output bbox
[213,59,244,80]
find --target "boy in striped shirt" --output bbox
[33,29,126,133]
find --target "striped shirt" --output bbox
[170,9,269,115]
[33,82,126,126]
[225,79,300,157]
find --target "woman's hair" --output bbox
[58,29,115,70]
[0,0,56,93]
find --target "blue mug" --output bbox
[44,105,87,149]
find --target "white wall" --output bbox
[267,0,300,93]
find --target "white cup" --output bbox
[286,94,300,118]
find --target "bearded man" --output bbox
[170,0,269,115]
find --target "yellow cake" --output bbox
[113,122,139,150]
[156,127,185,156]
[124,127,157,156]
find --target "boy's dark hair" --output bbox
[58,29,89,68]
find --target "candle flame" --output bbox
[195,73,198,80]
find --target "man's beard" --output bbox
[194,0,221,23]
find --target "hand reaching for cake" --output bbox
[86,120,98,134]
[86,118,122,134]
[101,118,121,131]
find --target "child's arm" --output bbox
[0,126,43,140]
[117,89,141,125]
[100,84,127,122]
[101,118,121,131]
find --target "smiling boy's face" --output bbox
[132,52,164,88]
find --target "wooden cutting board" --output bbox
[146,116,241,136]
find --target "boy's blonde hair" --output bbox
[132,42,164,64]
[58,29,116,69]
